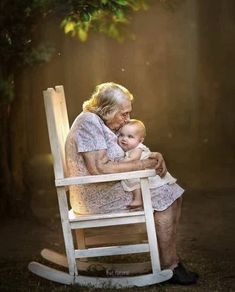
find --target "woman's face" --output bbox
[106,99,132,132]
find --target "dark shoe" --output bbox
[168,262,199,285]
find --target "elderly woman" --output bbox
[65,82,198,285]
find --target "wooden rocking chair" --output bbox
[28,86,172,288]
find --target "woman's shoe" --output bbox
[168,262,199,285]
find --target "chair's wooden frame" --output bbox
[28,86,172,288]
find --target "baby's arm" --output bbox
[124,148,143,162]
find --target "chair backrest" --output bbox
[43,86,69,179]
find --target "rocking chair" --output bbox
[28,85,172,288]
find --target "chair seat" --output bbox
[69,209,145,221]
[69,209,146,229]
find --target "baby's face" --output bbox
[118,124,143,152]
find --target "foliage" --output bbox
[61,0,150,42]
[0,0,184,102]
[60,0,185,42]
[0,0,53,70]
[0,0,150,101]
[0,0,54,102]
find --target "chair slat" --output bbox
[55,169,156,186]
[70,214,146,229]
[75,243,150,258]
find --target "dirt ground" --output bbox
[0,188,235,292]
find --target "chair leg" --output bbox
[75,229,86,248]
[75,229,87,262]
[57,188,78,276]
[141,178,161,273]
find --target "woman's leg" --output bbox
[154,196,198,284]
[154,196,182,270]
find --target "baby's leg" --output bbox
[128,189,143,208]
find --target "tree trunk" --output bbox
[0,103,12,215]
[7,72,31,216]
[0,71,32,218]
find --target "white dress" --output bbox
[121,143,177,191]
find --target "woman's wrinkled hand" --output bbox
[149,152,167,177]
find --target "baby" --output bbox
[118,119,177,208]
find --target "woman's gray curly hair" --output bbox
[83,82,133,122]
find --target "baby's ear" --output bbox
[140,137,144,143]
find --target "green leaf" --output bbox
[80,12,91,22]
[64,21,76,34]
[116,0,128,6]
[78,28,88,42]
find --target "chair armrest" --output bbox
[55,169,156,187]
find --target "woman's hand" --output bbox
[148,152,167,177]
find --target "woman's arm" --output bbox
[82,149,159,175]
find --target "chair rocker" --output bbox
[28,85,172,288]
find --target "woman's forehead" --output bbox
[119,100,132,112]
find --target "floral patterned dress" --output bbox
[65,112,184,215]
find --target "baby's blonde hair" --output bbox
[83,82,133,122]
[126,119,146,139]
